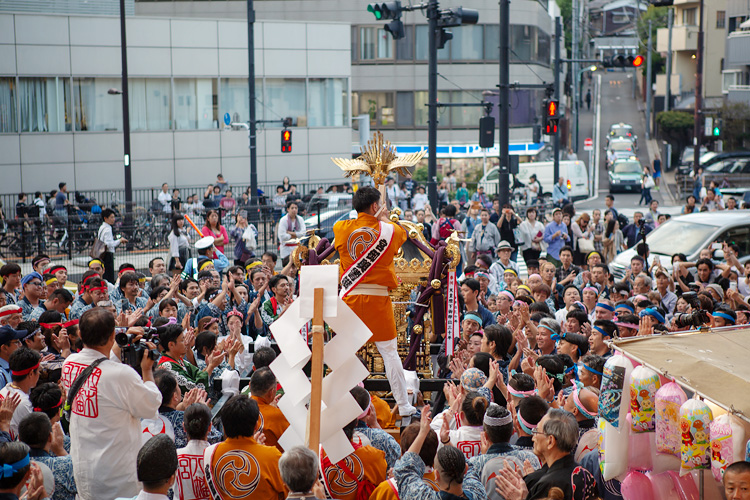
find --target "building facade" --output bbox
[655,0,727,106]
[0,10,352,194]
[722,0,750,105]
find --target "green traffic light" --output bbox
[713,127,720,136]
[367,4,383,19]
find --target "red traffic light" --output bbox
[632,55,644,67]
[281,128,292,153]
[545,99,559,119]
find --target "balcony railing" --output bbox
[726,31,750,68]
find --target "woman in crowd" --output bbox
[230,211,257,266]
[168,213,190,275]
[202,209,229,255]
[518,207,545,265]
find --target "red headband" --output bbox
[86,285,108,294]
[12,362,39,376]
[119,267,135,275]
[0,308,22,318]
[34,394,64,413]
[40,319,79,329]
[48,266,66,274]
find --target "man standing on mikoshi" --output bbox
[333,186,417,419]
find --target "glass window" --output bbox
[717,11,726,29]
[509,89,535,127]
[308,78,346,127]
[537,30,551,65]
[360,27,376,60]
[128,78,171,131]
[683,8,697,26]
[416,25,449,61]
[377,28,393,59]
[511,25,533,62]
[0,78,15,133]
[18,77,71,132]
[396,25,414,60]
[646,221,717,257]
[220,78,262,126]
[396,91,414,126]
[451,25,483,60]
[355,92,394,127]
[484,25,499,60]
[414,90,450,126]
[265,79,306,126]
[73,77,122,131]
[450,90,484,127]
[174,79,218,130]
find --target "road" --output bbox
[574,70,672,212]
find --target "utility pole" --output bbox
[692,0,704,172]
[427,0,439,209]
[572,0,579,153]
[247,0,258,201]
[118,0,132,228]
[665,8,673,112]
[645,20,653,139]
[554,17,561,182]
[498,0,510,206]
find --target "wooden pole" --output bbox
[307,288,325,452]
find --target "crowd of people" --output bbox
[0,170,749,500]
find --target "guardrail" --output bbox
[675,172,750,198]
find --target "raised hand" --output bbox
[52,328,70,352]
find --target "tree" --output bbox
[718,101,750,151]
[555,0,572,55]
[637,6,668,79]
[656,110,693,160]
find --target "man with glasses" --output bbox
[18,273,44,320]
[0,324,27,388]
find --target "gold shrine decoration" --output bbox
[331,131,427,187]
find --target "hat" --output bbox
[195,236,215,251]
[137,434,178,483]
[552,207,562,215]
[460,368,487,392]
[497,241,514,251]
[654,268,669,280]
[0,325,28,344]
[21,272,43,287]
[706,284,724,300]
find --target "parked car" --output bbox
[677,151,750,176]
[606,138,636,167]
[609,211,750,279]
[607,123,638,150]
[305,207,355,241]
[608,159,643,193]
[677,146,708,171]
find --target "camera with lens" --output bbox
[115,327,162,370]
[672,291,711,329]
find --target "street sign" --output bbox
[224,113,231,126]
[584,137,593,151]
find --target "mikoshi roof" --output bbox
[612,326,750,423]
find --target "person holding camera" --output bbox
[62,308,162,500]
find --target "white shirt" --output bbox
[217,334,253,374]
[0,384,32,438]
[411,193,429,211]
[62,348,162,500]
[98,221,122,252]
[115,492,170,500]
[277,214,306,259]
[431,409,483,459]
[175,440,210,500]
[158,191,172,213]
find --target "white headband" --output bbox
[483,403,513,427]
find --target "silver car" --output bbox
[609,211,750,279]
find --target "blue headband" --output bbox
[596,302,615,312]
[464,313,483,327]
[615,303,635,313]
[540,323,559,338]
[639,308,665,324]
[593,325,611,338]
[559,332,583,357]
[713,312,736,325]
[0,454,29,478]
[581,363,603,376]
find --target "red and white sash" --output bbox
[340,221,395,298]
[202,443,223,500]
[445,269,459,354]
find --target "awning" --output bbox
[612,327,750,423]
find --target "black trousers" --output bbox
[102,251,115,283]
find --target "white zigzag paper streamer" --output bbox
[270,265,373,463]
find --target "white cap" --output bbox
[195,236,215,250]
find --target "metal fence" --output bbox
[0,178,353,221]
[0,205,282,279]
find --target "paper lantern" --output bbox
[680,398,713,476]
[599,354,634,428]
[655,382,688,456]
[631,365,661,433]
[710,414,746,482]
[621,471,655,500]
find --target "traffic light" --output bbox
[437,28,453,49]
[603,54,644,68]
[367,2,406,40]
[713,119,722,137]
[436,7,478,48]
[542,99,559,135]
[281,129,292,153]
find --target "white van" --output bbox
[478,160,589,200]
